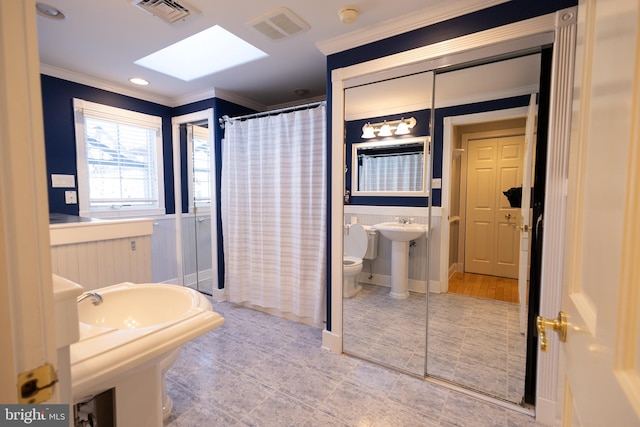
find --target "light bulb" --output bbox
[361,124,376,138]
[395,120,410,135]
[378,122,392,137]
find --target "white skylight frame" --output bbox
[135,25,268,81]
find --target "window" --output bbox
[187,123,211,210]
[74,99,165,217]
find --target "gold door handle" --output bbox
[536,311,567,352]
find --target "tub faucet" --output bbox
[77,292,103,306]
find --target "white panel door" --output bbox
[465,131,524,279]
[0,0,58,404]
[556,0,640,425]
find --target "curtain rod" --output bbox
[219,101,325,129]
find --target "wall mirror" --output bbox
[351,136,429,196]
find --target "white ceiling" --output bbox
[35,0,508,109]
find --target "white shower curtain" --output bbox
[221,105,326,325]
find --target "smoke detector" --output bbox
[247,7,310,41]
[130,0,200,24]
[339,7,359,24]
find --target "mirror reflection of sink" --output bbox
[374,222,428,242]
[373,221,429,299]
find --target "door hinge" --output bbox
[17,363,58,404]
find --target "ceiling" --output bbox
[35,0,507,109]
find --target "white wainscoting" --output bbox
[50,214,217,291]
[50,219,153,291]
[343,205,442,293]
[150,215,178,284]
[180,213,213,288]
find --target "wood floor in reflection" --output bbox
[448,272,525,304]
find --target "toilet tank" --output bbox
[361,225,379,260]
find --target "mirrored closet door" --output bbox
[427,53,542,404]
[340,49,548,406]
[342,70,434,376]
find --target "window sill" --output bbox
[80,208,166,220]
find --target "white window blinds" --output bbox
[188,124,211,208]
[74,99,165,217]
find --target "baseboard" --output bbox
[534,396,558,426]
[448,263,464,278]
[322,330,342,353]
[357,273,440,294]
[183,268,213,288]
[211,287,226,302]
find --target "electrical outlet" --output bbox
[65,191,77,204]
[130,241,136,251]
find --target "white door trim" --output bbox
[171,109,217,294]
[326,7,578,423]
[0,0,59,403]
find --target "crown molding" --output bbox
[267,94,327,111]
[211,87,267,112]
[316,0,510,56]
[39,64,272,110]
[171,88,218,108]
[40,63,174,106]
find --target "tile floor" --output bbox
[164,296,540,426]
[344,284,527,402]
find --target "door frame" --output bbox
[450,122,528,282]
[171,109,220,297]
[325,8,578,424]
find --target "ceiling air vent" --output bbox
[130,0,199,24]
[247,7,310,41]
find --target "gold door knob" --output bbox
[536,311,567,352]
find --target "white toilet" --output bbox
[344,224,378,298]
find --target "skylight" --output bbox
[134,25,268,81]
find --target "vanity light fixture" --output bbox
[361,117,417,138]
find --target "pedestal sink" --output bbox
[374,222,428,299]
[73,282,225,425]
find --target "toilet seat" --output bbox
[344,224,368,259]
[343,255,363,267]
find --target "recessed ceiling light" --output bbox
[36,2,65,20]
[134,25,268,82]
[129,77,150,86]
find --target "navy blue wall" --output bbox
[171,98,255,290]
[41,76,255,291]
[324,0,578,330]
[41,76,255,220]
[41,75,174,215]
[345,109,431,207]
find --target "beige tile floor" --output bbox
[165,295,540,426]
